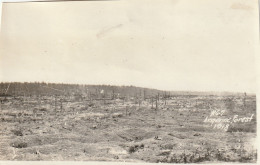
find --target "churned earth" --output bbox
[0,94,257,163]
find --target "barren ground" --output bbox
[0,95,257,163]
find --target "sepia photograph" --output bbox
[0,0,259,163]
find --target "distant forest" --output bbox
[0,82,248,99]
[0,82,168,99]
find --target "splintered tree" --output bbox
[101,90,106,105]
[38,95,41,110]
[125,106,128,116]
[21,84,28,118]
[54,95,57,112]
[151,97,154,109]
[5,83,11,97]
[156,95,158,111]
[243,92,247,109]
[89,91,92,101]
[95,88,98,99]
[122,96,125,105]
[138,89,142,107]
[0,97,1,110]
[112,90,115,100]
[60,99,63,111]
[164,91,167,105]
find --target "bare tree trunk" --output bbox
[156,96,158,111]
[96,89,98,99]
[38,95,41,110]
[103,92,106,105]
[151,97,154,109]
[164,91,167,105]
[243,92,247,109]
[54,95,57,112]
[60,100,63,111]
[112,90,115,100]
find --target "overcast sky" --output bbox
[0,0,258,93]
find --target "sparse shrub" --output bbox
[227,124,256,133]
[128,146,136,153]
[114,155,119,159]
[169,154,178,163]
[215,149,229,161]
[88,103,95,107]
[112,113,123,118]
[182,153,188,163]
[158,147,256,163]
[39,108,47,112]
[193,133,201,136]
[160,143,175,150]
[128,144,143,153]
[11,142,28,148]
[11,129,23,136]
[157,151,171,156]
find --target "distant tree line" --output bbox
[0,82,170,99]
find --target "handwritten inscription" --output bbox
[204,109,254,132]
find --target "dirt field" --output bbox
[0,94,257,163]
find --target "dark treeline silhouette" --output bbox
[0,82,171,99]
[0,82,249,100]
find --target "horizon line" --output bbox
[0,81,255,95]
